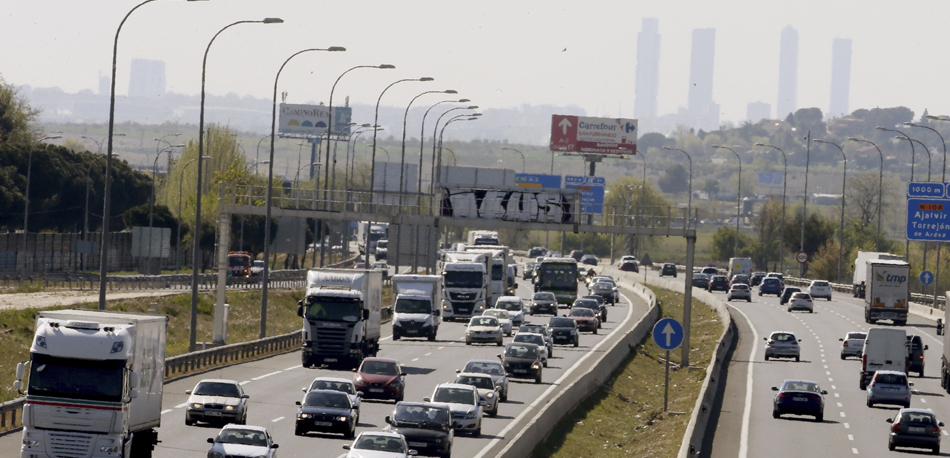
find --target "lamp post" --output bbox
[345,125,375,191]
[190,17,283,352]
[662,147,692,229]
[846,137,884,251]
[21,134,62,274]
[82,152,117,272]
[437,115,480,184]
[177,156,210,274]
[877,126,918,264]
[755,143,788,271]
[713,145,741,257]
[813,139,847,282]
[501,147,525,172]
[370,77,434,201]
[420,98,469,193]
[148,143,184,272]
[430,105,478,192]
[443,147,458,166]
[916,117,948,181]
[401,90,456,196]
[635,151,648,259]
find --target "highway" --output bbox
[0,268,648,458]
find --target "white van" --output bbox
[860,327,908,390]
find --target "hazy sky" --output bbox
[4,0,949,126]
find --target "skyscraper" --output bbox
[128,58,166,98]
[777,26,798,119]
[829,38,852,118]
[635,18,661,132]
[687,28,718,130]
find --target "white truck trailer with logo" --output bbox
[863,259,911,325]
[15,310,168,458]
[298,269,383,368]
[464,246,511,307]
[441,251,490,321]
[391,274,444,341]
[852,251,904,298]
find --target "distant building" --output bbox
[747,101,771,123]
[777,26,798,119]
[98,73,109,97]
[829,38,852,118]
[635,18,661,133]
[687,28,719,131]
[128,59,166,98]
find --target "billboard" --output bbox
[564,175,606,214]
[758,171,783,185]
[279,104,352,136]
[550,115,638,156]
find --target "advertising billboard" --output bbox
[278,104,352,136]
[550,115,638,156]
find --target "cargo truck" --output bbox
[391,274,444,341]
[862,259,911,325]
[15,310,168,458]
[357,222,389,255]
[464,246,511,307]
[852,251,903,298]
[441,251,490,321]
[728,257,753,279]
[298,269,382,368]
[466,230,500,246]
[859,327,908,390]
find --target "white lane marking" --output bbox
[844,422,850,428]
[252,371,282,381]
[730,305,758,458]
[822,360,827,363]
[285,365,301,371]
[826,371,831,375]
[852,448,858,454]
[831,385,837,390]
[272,416,285,422]
[848,435,854,441]
[438,346,445,350]
[175,402,189,408]
[840,412,846,418]
[239,381,251,385]
[943,430,948,436]
[476,291,636,458]
[161,409,173,415]
[921,398,928,403]
[837,402,843,407]
[425,353,432,356]
[829,378,834,382]
[834,393,840,398]
[412,358,419,362]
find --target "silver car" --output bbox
[186,379,249,426]
[764,331,801,362]
[461,359,509,402]
[206,425,277,458]
[482,309,512,336]
[454,372,500,417]
[425,383,486,437]
[839,332,866,359]
[867,370,913,408]
[727,283,752,302]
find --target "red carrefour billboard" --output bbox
[550,115,638,155]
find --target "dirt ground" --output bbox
[0,289,184,311]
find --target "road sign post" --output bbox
[653,318,683,411]
[796,251,808,264]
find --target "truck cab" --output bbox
[441,255,489,321]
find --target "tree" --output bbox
[784,211,836,258]
[0,75,38,144]
[846,172,895,227]
[751,197,786,268]
[709,226,754,261]
[658,164,689,194]
[702,179,720,197]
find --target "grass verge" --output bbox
[531,287,723,458]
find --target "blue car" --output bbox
[772,379,826,422]
[758,277,783,296]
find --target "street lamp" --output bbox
[81,152,118,272]
[370,77,434,200]
[662,147,692,229]
[846,137,884,251]
[916,117,948,181]
[501,147,525,173]
[345,124,376,191]
[713,145,741,257]
[191,17,283,352]
[177,156,210,274]
[814,139,847,283]
[443,147,458,166]
[437,115,480,185]
[877,126,918,264]
[755,143,788,271]
[21,134,62,274]
[430,105,478,192]
[149,143,184,272]
[401,90,457,195]
[420,98,469,193]
[153,133,181,157]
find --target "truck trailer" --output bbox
[391,274,443,341]
[863,259,911,325]
[852,251,903,298]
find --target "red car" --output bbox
[567,308,599,334]
[353,357,406,402]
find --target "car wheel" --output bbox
[859,381,867,390]
[543,360,548,368]
[473,424,481,437]
[497,339,503,347]
[904,402,911,409]
[764,355,770,361]
[867,399,873,408]
[593,328,597,335]
[888,442,895,451]
[932,446,939,455]
[393,333,400,341]
[840,354,846,360]
[345,424,356,439]
[747,298,752,302]
[185,419,195,426]
[501,390,508,402]
[535,375,542,384]
[772,410,779,419]
[428,331,436,342]
[574,339,579,347]
[794,356,799,362]
[466,340,472,346]
[920,369,925,378]
[815,413,823,422]
[490,407,498,417]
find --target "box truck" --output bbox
[391,274,443,341]
[863,259,911,325]
[852,251,903,298]
[859,327,908,390]
[728,257,753,279]
[298,269,382,368]
[15,310,168,458]
[464,246,511,307]
[466,230,500,246]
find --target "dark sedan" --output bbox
[385,402,454,458]
[888,408,943,454]
[530,292,558,315]
[707,275,729,292]
[619,260,639,272]
[779,286,802,305]
[772,379,826,422]
[660,263,678,277]
[498,343,543,383]
[294,390,357,438]
[691,273,709,289]
[548,316,579,347]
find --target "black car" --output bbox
[619,261,639,272]
[660,263,678,277]
[294,390,357,438]
[580,254,598,266]
[530,292,558,315]
[907,335,929,377]
[692,273,710,289]
[385,402,454,458]
[498,343,543,383]
[750,272,766,286]
[779,286,802,305]
[707,275,729,292]
[772,379,826,422]
[548,316,579,347]
[569,250,585,262]
[528,247,547,258]
[888,408,943,454]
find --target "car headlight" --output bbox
[208,452,225,458]
[466,410,477,419]
[532,362,541,369]
[387,378,402,387]
[571,329,577,335]
[224,405,235,411]
[486,392,494,399]
[298,413,312,419]
[336,416,350,422]
[355,376,365,384]
[191,403,203,409]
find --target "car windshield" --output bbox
[216,428,267,447]
[533,292,556,301]
[395,298,431,314]
[304,296,361,323]
[550,317,575,328]
[875,373,907,385]
[360,360,399,376]
[514,334,544,346]
[520,326,545,334]
[846,332,867,340]
[444,271,483,288]
[693,274,706,279]
[497,301,522,312]
[570,308,595,317]
[463,361,506,375]
[763,278,779,284]
[900,412,936,425]
[456,375,494,390]
[354,435,406,453]
[574,300,598,308]
[304,391,351,408]
[252,260,264,268]
[433,387,475,405]
[309,380,356,395]
[194,382,241,397]
[791,293,811,300]
[781,381,819,392]
[505,344,539,359]
[470,317,498,327]
[394,404,449,425]
[812,281,829,286]
[484,310,509,320]
[732,285,748,290]
[771,333,796,342]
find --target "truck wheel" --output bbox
[393,332,400,341]
[859,380,867,390]
[428,330,437,342]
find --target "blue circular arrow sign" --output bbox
[653,317,684,350]
[921,270,935,286]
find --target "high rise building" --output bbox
[829,38,852,118]
[747,101,771,123]
[777,26,798,119]
[687,28,718,130]
[98,73,109,97]
[634,18,661,132]
[128,59,166,98]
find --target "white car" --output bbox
[727,284,752,302]
[839,331,866,359]
[764,331,801,361]
[343,431,418,458]
[787,292,814,313]
[465,316,503,346]
[207,425,278,458]
[808,280,832,301]
[494,296,526,328]
[425,383,485,436]
[482,309,513,336]
[186,379,249,426]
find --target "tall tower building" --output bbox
[128,59,166,98]
[687,28,718,130]
[634,18,661,132]
[829,38,852,118]
[777,25,798,119]
[98,72,109,97]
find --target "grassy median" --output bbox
[531,287,723,458]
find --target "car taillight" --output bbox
[892,423,900,432]
[810,394,822,402]
[777,393,791,399]
[791,342,798,346]
[863,354,867,371]
[843,342,849,347]
[920,355,924,360]
[934,425,941,434]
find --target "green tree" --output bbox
[784,211,836,259]
[751,197,787,268]
[0,75,38,144]
[709,226,754,261]
[701,179,720,197]
[658,163,689,194]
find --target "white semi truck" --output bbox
[357,222,389,255]
[391,274,444,341]
[852,251,903,298]
[441,251,490,321]
[466,230,500,246]
[298,269,383,368]
[15,310,168,458]
[464,246,512,307]
[862,259,911,325]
